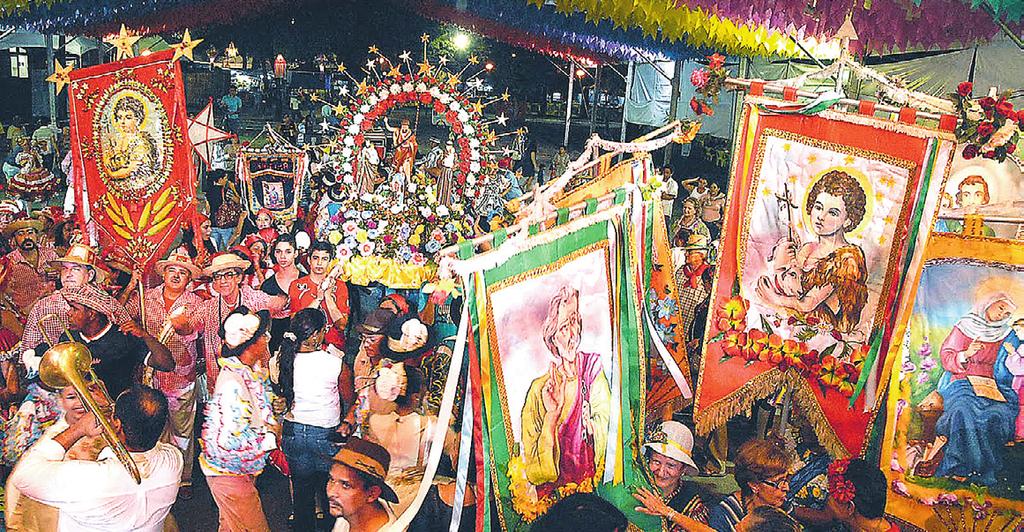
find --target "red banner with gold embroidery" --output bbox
[694,98,957,457]
[68,49,197,271]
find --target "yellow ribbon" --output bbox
[341,256,436,289]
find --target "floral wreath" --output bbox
[827,458,856,504]
[951,81,1022,162]
[331,72,494,200]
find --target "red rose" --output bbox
[690,97,701,114]
[962,144,979,159]
[985,150,997,159]
[360,120,372,131]
[419,93,432,104]
[957,81,973,97]
[996,99,1016,118]
[354,134,365,145]
[433,102,445,114]
[979,97,996,110]
[977,121,995,138]
[1008,143,1017,154]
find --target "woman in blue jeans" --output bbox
[274,308,347,530]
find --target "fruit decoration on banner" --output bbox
[311,37,507,266]
[950,81,1022,162]
[689,53,728,116]
[711,296,865,397]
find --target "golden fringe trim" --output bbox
[694,368,783,437]
[783,372,850,459]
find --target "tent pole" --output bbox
[620,61,634,144]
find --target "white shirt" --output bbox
[11,439,183,532]
[286,348,344,428]
[332,503,400,531]
[661,179,679,216]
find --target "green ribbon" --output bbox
[458,240,474,260]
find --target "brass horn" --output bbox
[38,341,142,484]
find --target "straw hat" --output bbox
[644,421,699,472]
[2,217,42,238]
[219,307,271,357]
[682,233,710,252]
[203,252,251,277]
[332,437,399,503]
[155,249,201,277]
[49,243,98,269]
[60,284,117,317]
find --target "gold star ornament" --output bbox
[421,34,430,44]
[170,29,203,62]
[416,61,433,76]
[105,24,141,61]
[468,55,479,65]
[387,65,402,78]
[368,45,379,55]
[356,80,371,96]
[46,60,73,95]
[470,101,485,115]
[337,63,347,73]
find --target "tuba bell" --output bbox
[38,341,142,484]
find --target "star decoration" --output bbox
[446,75,460,88]
[501,89,511,102]
[399,51,412,62]
[357,80,371,96]
[387,66,402,78]
[501,147,515,157]
[46,60,73,95]
[484,131,497,144]
[368,45,379,54]
[366,59,377,71]
[338,86,350,97]
[170,29,203,62]
[319,119,331,133]
[333,102,346,115]
[105,24,141,61]
[337,63,347,73]
[468,78,484,90]
[496,113,509,126]
[438,55,449,66]
[187,99,233,169]
[416,61,433,76]
[420,34,430,44]
[470,101,485,115]
[468,55,479,65]
[516,127,527,136]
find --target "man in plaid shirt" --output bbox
[129,249,205,498]
[0,217,58,317]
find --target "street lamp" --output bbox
[484,61,494,72]
[452,32,471,50]
[575,68,586,78]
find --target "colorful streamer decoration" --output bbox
[0,0,289,33]
[416,0,702,62]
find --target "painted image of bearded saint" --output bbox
[520,285,610,498]
[102,95,161,189]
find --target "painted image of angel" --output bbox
[101,93,162,192]
[520,285,610,497]
[755,169,869,335]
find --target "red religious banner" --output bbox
[68,49,197,271]
[694,98,957,457]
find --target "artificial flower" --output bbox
[977,121,995,138]
[979,97,996,110]
[716,296,748,332]
[963,144,979,159]
[707,53,726,70]
[996,99,1016,118]
[956,81,973,97]
[690,68,710,89]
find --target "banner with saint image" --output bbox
[68,49,197,270]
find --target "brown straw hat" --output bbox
[332,437,398,503]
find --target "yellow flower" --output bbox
[415,224,426,235]
[356,229,368,243]
[409,234,421,246]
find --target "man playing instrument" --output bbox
[129,249,204,498]
[11,386,183,531]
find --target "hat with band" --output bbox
[332,437,399,503]
[643,421,699,472]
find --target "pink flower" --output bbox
[410,252,426,266]
[690,68,710,89]
[358,241,375,257]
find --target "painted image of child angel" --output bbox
[755,170,870,336]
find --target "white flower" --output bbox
[438,93,451,104]
[467,176,476,185]
[353,114,363,124]
[342,147,353,158]
[359,241,375,257]
[389,84,401,94]
[378,90,389,100]
[341,162,352,172]
[437,205,450,216]
[347,124,359,135]
[344,136,355,146]
[457,111,469,123]
[470,162,480,172]
[360,193,374,202]
[470,150,480,160]
[408,183,417,193]
[429,87,442,98]
[336,246,352,261]
[360,104,371,113]
[416,82,428,93]
[390,204,402,214]
[464,125,475,135]
[469,138,480,148]
[343,175,355,184]
[374,364,406,402]
[367,96,377,106]
[449,101,460,111]
[402,82,414,92]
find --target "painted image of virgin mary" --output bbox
[520,285,610,498]
[756,170,870,335]
[102,94,161,191]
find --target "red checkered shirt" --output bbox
[20,286,132,353]
[129,285,205,393]
[2,247,58,316]
[191,285,275,394]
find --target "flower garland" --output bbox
[689,54,728,117]
[711,296,865,397]
[951,81,1023,162]
[827,458,856,503]
[331,73,491,198]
